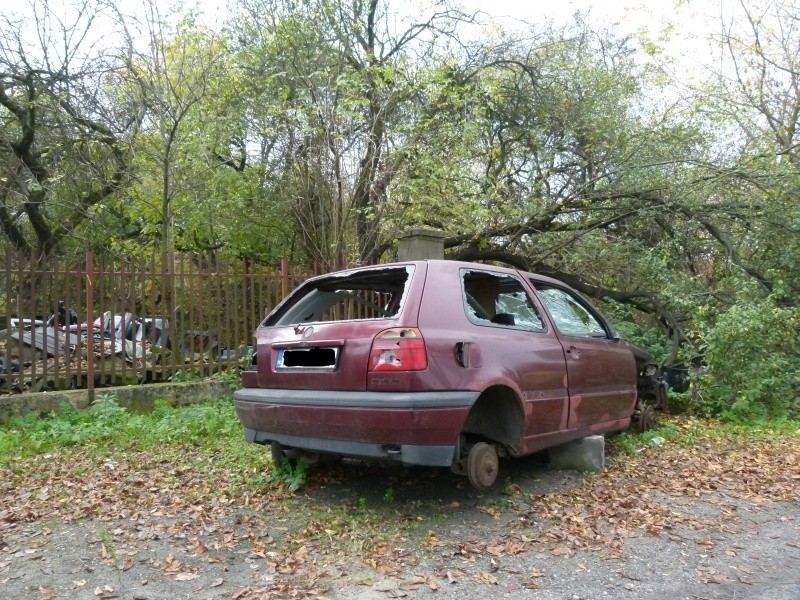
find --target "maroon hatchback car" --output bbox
[234,260,659,489]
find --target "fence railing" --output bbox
[0,250,319,399]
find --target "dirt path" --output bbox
[2,433,799,599]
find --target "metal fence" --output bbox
[0,250,318,399]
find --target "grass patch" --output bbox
[0,395,280,513]
[1,403,797,570]
[3,401,797,505]
[0,395,252,464]
[268,458,309,492]
[608,414,800,456]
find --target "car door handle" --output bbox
[566,346,581,359]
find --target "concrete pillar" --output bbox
[397,228,447,261]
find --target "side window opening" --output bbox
[462,270,545,332]
[535,285,607,338]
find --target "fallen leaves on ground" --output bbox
[0,418,797,596]
[518,426,800,558]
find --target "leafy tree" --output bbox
[0,0,134,260]
[110,1,227,257]
[679,0,800,417]
[231,0,474,266]
[694,277,800,419]
[415,20,706,359]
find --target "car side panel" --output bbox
[415,264,571,439]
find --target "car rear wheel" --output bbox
[466,442,499,489]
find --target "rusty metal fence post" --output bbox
[281,258,289,298]
[86,250,95,403]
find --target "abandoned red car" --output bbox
[234,260,659,489]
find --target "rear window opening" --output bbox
[269,266,413,326]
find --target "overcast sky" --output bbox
[0,0,726,35]
[0,0,731,75]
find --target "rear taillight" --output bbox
[368,328,427,371]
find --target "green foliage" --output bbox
[0,397,242,462]
[267,458,308,492]
[601,300,673,363]
[99,529,117,560]
[609,423,677,455]
[211,367,244,386]
[148,399,243,444]
[0,396,131,455]
[169,369,203,383]
[694,283,800,420]
[91,394,128,425]
[208,350,253,390]
[609,416,800,456]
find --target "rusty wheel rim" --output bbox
[639,405,656,432]
[467,442,499,489]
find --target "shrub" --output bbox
[695,289,800,420]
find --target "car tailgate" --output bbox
[256,321,396,391]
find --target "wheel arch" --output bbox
[461,384,524,455]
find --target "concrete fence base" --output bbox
[0,381,235,423]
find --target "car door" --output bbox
[460,269,571,437]
[530,283,636,429]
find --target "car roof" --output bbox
[294,259,574,292]
[337,259,571,288]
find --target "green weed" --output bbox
[99,528,117,561]
[0,396,243,463]
[267,458,308,492]
[609,416,799,455]
[169,369,203,383]
[609,422,677,455]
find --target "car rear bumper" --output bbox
[233,388,479,467]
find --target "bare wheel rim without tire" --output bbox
[466,442,499,489]
[638,405,656,433]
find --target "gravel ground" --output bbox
[2,447,798,600]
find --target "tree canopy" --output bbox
[1,0,798,418]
